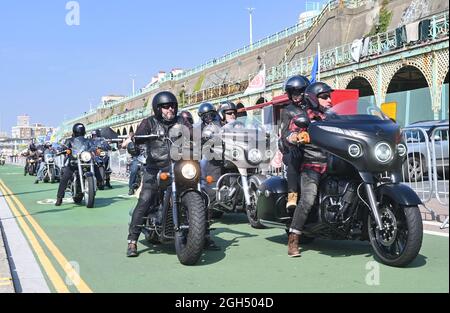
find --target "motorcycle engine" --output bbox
[320,178,356,225]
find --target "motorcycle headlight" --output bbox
[397,143,407,157]
[100,151,106,157]
[348,144,363,158]
[181,163,197,180]
[80,151,92,162]
[374,142,393,163]
[47,158,54,163]
[248,149,263,164]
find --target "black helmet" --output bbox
[72,123,86,137]
[304,82,334,112]
[180,111,193,125]
[152,91,178,121]
[198,102,217,124]
[218,101,237,121]
[29,142,37,151]
[284,75,310,100]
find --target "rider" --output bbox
[23,139,38,176]
[127,91,203,257]
[286,82,334,257]
[91,129,113,189]
[280,75,311,212]
[35,142,54,184]
[55,123,89,206]
[122,131,141,195]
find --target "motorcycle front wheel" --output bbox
[84,176,95,208]
[369,198,423,267]
[174,191,206,265]
[246,180,266,229]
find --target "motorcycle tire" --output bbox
[246,181,266,229]
[85,176,95,208]
[49,168,56,183]
[369,201,422,267]
[174,192,206,266]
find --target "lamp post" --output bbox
[130,74,137,95]
[247,7,255,48]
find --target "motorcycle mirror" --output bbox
[293,115,310,129]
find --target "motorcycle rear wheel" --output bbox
[369,198,422,267]
[175,192,206,265]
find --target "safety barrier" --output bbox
[402,125,449,225]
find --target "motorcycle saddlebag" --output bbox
[256,176,290,222]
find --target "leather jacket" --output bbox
[135,115,184,170]
[279,101,306,152]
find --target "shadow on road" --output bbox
[135,226,257,266]
[265,233,427,267]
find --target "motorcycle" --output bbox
[58,137,97,208]
[42,151,60,183]
[203,117,277,228]
[131,133,207,265]
[25,157,38,176]
[256,100,423,267]
[94,147,111,190]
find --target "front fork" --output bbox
[238,168,252,207]
[365,183,384,230]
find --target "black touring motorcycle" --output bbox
[131,131,207,265]
[256,100,423,267]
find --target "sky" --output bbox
[0,0,312,134]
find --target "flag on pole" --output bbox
[244,64,266,95]
[310,54,319,83]
[310,42,321,83]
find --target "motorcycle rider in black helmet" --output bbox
[126,91,180,256]
[197,102,222,250]
[91,129,113,189]
[55,123,89,206]
[126,92,218,256]
[287,82,334,257]
[280,75,310,212]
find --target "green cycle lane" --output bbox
[0,164,448,293]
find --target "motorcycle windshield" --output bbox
[309,99,402,173]
[218,116,277,166]
[71,137,93,155]
[326,99,390,121]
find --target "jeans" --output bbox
[128,158,140,189]
[37,162,45,181]
[289,169,321,234]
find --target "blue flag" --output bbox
[310,54,319,83]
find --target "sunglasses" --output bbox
[318,93,331,100]
[161,103,176,110]
[225,111,236,116]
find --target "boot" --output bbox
[126,241,138,257]
[286,192,298,211]
[105,179,112,189]
[128,188,135,196]
[288,233,301,257]
[55,198,63,207]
